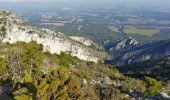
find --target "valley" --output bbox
[6,5,170,45]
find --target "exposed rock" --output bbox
[103,77,112,85]
[69,36,94,46]
[0,10,107,62]
[106,39,170,65]
[82,79,88,85]
[158,92,170,100]
[104,37,141,51]
[147,92,170,100]
[115,37,140,50]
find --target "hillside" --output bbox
[118,57,170,82]
[106,39,170,65]
[0,41,146,100]
[1,10,170,100]
[0,10,107,63]
[0,10,145,100]
[117,57,170,98]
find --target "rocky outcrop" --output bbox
[158,92,170,100]
[69,36,94,46]
[104,37,141,51]
[115,37,140,50]
[69,36,101,49]
[0,10,107,62]
[105,39,170,65]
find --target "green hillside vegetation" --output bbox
[120,57,170,82]
[0,41,164,99]
[124,25,159,36]
[118,57,170,96]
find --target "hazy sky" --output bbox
[0,0,170,7]
[0,0,168,2]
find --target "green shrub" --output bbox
[144,76,162,97]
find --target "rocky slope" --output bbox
[0,10,107,62]
[69,36,94,46]
[104,37,141,51]
[105,39,170,65]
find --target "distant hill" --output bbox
[105,39,170,65]
[117,56,170,81]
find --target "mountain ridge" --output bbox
[0,10,107,62]
[105,38,170,65]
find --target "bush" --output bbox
[144,76,162,97]
[121,78,146,94]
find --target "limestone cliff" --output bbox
[0,10,107,62]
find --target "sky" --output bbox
[0,0,170,7]
[0,0,168,3]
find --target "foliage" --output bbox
[144,76,162,97]
[121,78,146,93]
[122,57,170,82]
[0,41,161,99]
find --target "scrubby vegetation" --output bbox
[117,57,170,98]
[0,41,165,99]
[144,76,162,97]
[120,57,170,82]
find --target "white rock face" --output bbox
[0,10,106,62]
[115,37,140,50]
[69,36,94,46]
[158,92,170,99]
